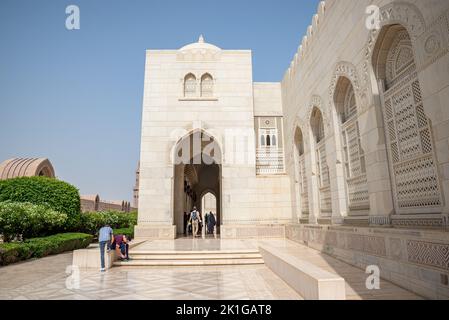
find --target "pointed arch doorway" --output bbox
[172,130,222,237]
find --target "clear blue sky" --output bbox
[0,0,320,202]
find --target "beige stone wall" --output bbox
[282,0,449,228]
[253,83,283,116]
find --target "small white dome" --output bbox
[180,35,221,51]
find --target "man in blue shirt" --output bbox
[98,224,114,272]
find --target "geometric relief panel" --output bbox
[389,238,403,260]
[346,234,365,252]
[363,236,387,257]
[407,240,449,271]
[345,234,387,257]
[324,231,337,246]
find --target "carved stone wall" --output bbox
[281,0,449,228]
[286,224,449,299]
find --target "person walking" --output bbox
[190,207,202,238]
[207,211,216,235]
[98,224,114,272]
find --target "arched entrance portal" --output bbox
[172,130,222,237]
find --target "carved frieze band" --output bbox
[286,225,449,272]
[407,240,449,271]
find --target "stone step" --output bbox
[130,249,260,255]
[113,258,265,267]
[129,253,262,260]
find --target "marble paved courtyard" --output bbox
[0,239,422,300]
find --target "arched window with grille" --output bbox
[373,24,443,214]
[334,76,369,213]
[201,73,213,97]
[184,73,197,97]
[310,107,331,216]
[294,127,308,218]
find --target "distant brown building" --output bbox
[0,158,55,180]
[98,200,130,212]
[80,195,133,213]
[80,194,100,212]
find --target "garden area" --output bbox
[0,177,137,266]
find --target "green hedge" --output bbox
[0,233,93,266]
[0,201,68,241]
[73,211,137,236]
[0,177,81,218]
[113,227,134,240]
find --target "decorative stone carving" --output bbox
[416,13,449,70]
[329,61,361,101]
[363,236,387,257]
[362,2,427,95]
[377,2,426,39]
[392,217,446,228]
[369,216,391,226]
[389,238,403,260]
[424,35,440,54]
[407,240,449,271]
[306,95,330,130]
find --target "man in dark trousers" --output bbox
[183,211,189,236]
[207,212,216,235]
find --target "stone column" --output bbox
[360,82,394,226]
[306,130,319,224]
[327,109,347,225]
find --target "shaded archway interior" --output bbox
[173,131,222,236]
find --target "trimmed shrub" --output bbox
[0,233,93,266]
[0,177,81,218]
[78,211,137,236]
[0,201,67,241]
[113,227,134,240]
[0,242,33,265]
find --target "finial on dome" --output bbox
[198,34,205,43]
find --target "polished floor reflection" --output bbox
[0,251,301,300]
[0,238,422,300]
[132,238,259,252]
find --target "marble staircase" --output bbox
[113,249,264,267]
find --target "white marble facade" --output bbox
[137,0,449,240]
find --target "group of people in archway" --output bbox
[183,207,216,237]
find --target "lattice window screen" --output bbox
[299,155,309,215]
[316,140,331,216]
[382,31,442,212]
[340,85,369,211]
[256,122,284,175]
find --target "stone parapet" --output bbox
[286,223,449,299]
